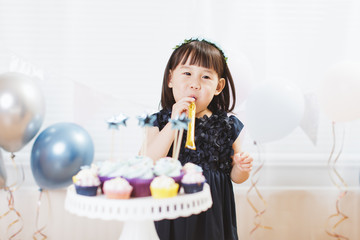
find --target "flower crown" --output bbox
[173,38,228,62]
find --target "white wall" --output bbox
[1,0,360,239]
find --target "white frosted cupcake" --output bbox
[181,172,206,194]
[103,177,133,199]
[73,165,100,196]
[154,157,184,190]
[150,175,179,199]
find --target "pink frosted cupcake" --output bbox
[103,177,133,199]
[73,166,100,196]
[181,172,206,194]
[97,160,128,193]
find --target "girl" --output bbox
[146,38,253,240]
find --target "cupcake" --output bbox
[154,157,184,188]
[103,177,133,199]
[122,156,155,197]
[150,175,179,199]
[181,172,206,194]
[97,160,128,193]
[73,165,100,196]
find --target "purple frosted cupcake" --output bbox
[72,166,100,196]
[122,156,155,197]
[181,172,206,194]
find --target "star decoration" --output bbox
[137,113,156,127]
[169,113,190,130]
[106,114,129,130]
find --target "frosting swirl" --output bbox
[154,157,182,177]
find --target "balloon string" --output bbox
[33,189,51,240]
[8,153,24,191]
[246,142,272,236]
[325,122,349,240]
[0,187,24,239]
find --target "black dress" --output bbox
[153,109,244,240]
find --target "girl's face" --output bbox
[168,58,225,117]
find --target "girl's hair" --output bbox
[160,39,236,113]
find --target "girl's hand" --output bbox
[171,97,195,119]
[233,152,253,172]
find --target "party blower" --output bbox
[185,102,196,150]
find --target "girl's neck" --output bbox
[196,108,212,118]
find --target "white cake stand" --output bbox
[64,184,213,240]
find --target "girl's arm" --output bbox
[145,123,175,162]
[230,133,253,184]
[145,97,195,162]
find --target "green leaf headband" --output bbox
[173,38,228,62]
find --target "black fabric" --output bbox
[153,109,244,240]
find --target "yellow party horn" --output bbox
[185,102,196,150]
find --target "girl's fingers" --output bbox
[239,163,252,168]
[171,97,195,119]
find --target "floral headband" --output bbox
[173,38,228,62]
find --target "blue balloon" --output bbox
[31,123,94,189]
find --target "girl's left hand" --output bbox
[233,152,253,172]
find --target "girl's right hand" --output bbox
[171,97,195,119]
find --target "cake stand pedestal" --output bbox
[64,184,212,240]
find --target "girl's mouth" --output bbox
[190,96,197,101]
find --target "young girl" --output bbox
[146,38,253,240]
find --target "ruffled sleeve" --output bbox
[229,115,244,142]
[152,109,171,130]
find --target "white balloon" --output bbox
[318,61,360,122]
[0,72,45,152]
[227,53,255,107]
[245,81,305,143]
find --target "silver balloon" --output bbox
[0,72,45,152]
[0,148,6,189]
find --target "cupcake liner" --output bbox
[150,183,179,199]
[104,190,132,199]
[125,177,154,197]
[182,182,205,194]
[171,173,184,192]
[75,185,99,196]
[155,171,184,192]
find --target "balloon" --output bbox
[318,61,360,122]
[0,72,45,152]
[245,81,305,143]
[31,123,94,189]
[227,53,255,107]
[0,148,6,189]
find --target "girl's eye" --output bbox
[183,72,191,76]
[203,75,211,79]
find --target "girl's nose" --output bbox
[190,77,200,90]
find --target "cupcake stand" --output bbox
[64,184,212,240]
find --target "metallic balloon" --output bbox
[31,123,94,190]
[0,72,45,152]
[0,148,6,189]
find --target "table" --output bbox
[64,184,213,240]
